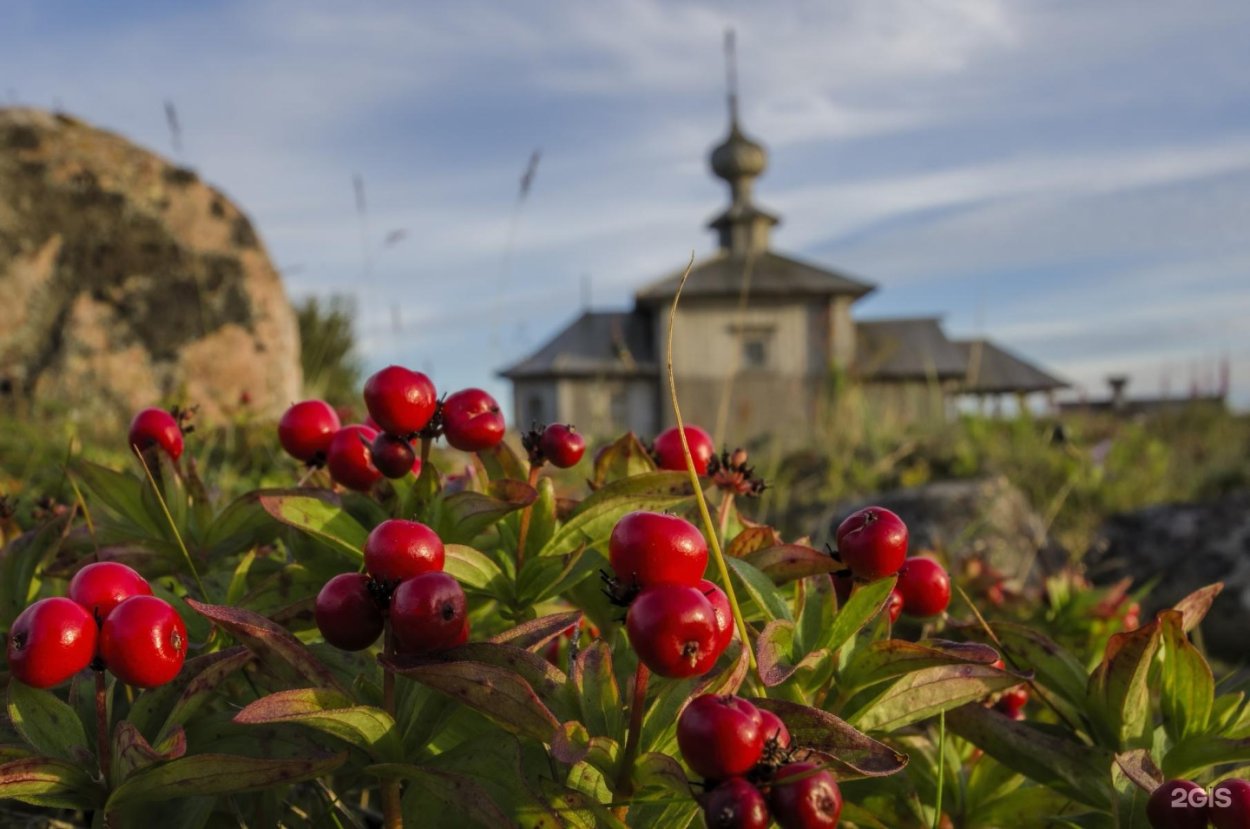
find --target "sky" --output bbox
[3,1,1249,408]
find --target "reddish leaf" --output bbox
[747,698,907,780]
[489,610,583,651]
[743,544,842,584]
[591,432,658,488]
[1171,583,1223,632]
[234,688,398,760]
[127,646,255,743]
[113,720,186,782]
[0,756,99,810]
[106,751,348,808]
[840,639,1002,692]
[552,721,591,765]
[1115,749,1164,792]
[726,526,783,558]
[1087,617,1163,749]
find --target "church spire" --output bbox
[708,29,778,256]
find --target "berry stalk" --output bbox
[514,463,542,570]
[612,659,651,820]
[381,625,402,829]
[664,254,757,674]
[95,670,111,787]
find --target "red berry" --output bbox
[315,573,384,651]
[100,596,188,688]
[678,694,765,779]
[326,424,382,492]
[391,572,467,655]
[897,557,951,617]
[5,597,97,688]
[442,388,506,452]
[68,561,152,622]
[885,588,904,623]
[609,511,708,588]
[758,708,792,750]
[699,579,735,655]
[1210,778,1250,829]
[1148,780,1209,829]
[363,366,437,436]
[770,762,843,829]
[653,425,715,475]
[539,424,586,468]
[835,506,908,580]
[626,584,723,678]
[128,408,183,460]
[364,519,445,582]
[278,400,341,464]
[995,686,1029,719]
[703,778,771,829]
[371,433,417,479]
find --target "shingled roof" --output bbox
[855,317,968,381]
[634,250,875,305]
[498,310,656,380]
[954,339,1068,393]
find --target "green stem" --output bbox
[134,449,208,601]
[716,491,735,549]
[381,626,402,829]
[515,464,542,570]
[612,660,650,820]
[934,710,946,829]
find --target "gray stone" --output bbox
[0,108,300,424]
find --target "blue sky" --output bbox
[3,1,1249,408]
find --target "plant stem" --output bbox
[134,449,208,601]
[515,464,542,570]
[381,625,402,829]
[933,710,945,829]
[95,671,111,786]
[612,660,651,820]
[420,436,432,466]
[716,491,735,549]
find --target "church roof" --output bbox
[634,250,876,305]
[953,338,1068,393]
[854,317,968,381]
[497,310,656,380]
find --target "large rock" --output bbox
[1085,491,1250,661]
[0,108,300,423]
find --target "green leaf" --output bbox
[755,620,831,688]
[443,544,511,599]
[106,751,348,808]
[515,545,600,606]
[234,688,399,761]
[633,751,695,797]
[743,544,842,584]
[819,576,896,654]
[224,551,256,606]
[748,698,908,780]
[257,489,368,560]
[840,639,1001,694]
[957,620,1089,710]
[726,556,792,622]
[200,491,279,558]
[0,756,99,810]
[371,763,514,829]
[187,599,344,693]
[438,480,537,545]
[410,641,575,721]
[128,646,256,743]
[73,460,163,537]
[543,472,696,557]
[571,640,622,739]
[591,432,658,486]
[1086,617,1162,750]
[6,680,91,764]
[1113,749,1163,793]
[795,574,836,654]
[523,477,558,560]
[1158,610,1213,742]
[847,663,1022,732]
[0,515,72,630]
[475,441,528,483]
[1162,735,1250,779]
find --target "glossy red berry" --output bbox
[996,686,1029,719]
[770,762,843,829]
[758,708,792,750]
[539,424,586,468]
[897,557,951,617]
[278,400,341,464]
[885,588,904,623]
[678,694,765,779]
[315,573,384,651]
[1210,778,1250,829]
[835,506,908,580]
[128,408,183,460]
[442,388,506,452]
[699,579,735,655]
[626,584,723,678]
[391,572,467,655]
[363,365,437,437]
[68,561,152,622]
[609,511,708,588]
[370,433,417,479]
[326,424,382,492]
[653,425,715,475]
[364,519,445,582]
[6,597,97,688]
[703,778,771,829]
[100,596,188,688]
[1147,780,1209,829]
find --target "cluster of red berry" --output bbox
[832,506,951,623]
[1148,778,1249,828]
[278,364,509,490]
[522,422,587,469]
[679,694,841,829]
[6,562,187,689]
[315,519,467,654]
[608,511,732,678]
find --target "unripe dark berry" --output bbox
[315,573,384,651]
[99,595,188,688]
[626,583,724,678]
[678,694,765,779]
[68,561,152,623]
[703,778,771,829]
[539,424,586,469]
[278,400,341,464]
[770,762,843,829]
[128,408,183,460]
[326,424,382,492]
[371,433,417,479]
[442,388,506,452]
[609,511,708,588]
[653,425,715,475]
[699,579,734,655]
[6,597,97,688]
[1147,779,1209,829]
[1210,778,1250,829]
[364,519,445,582]
[758,708,792,750]
[391,572,467,655]
[835,506,907,580]
[897,557,951,617]
[363,366,437,436]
